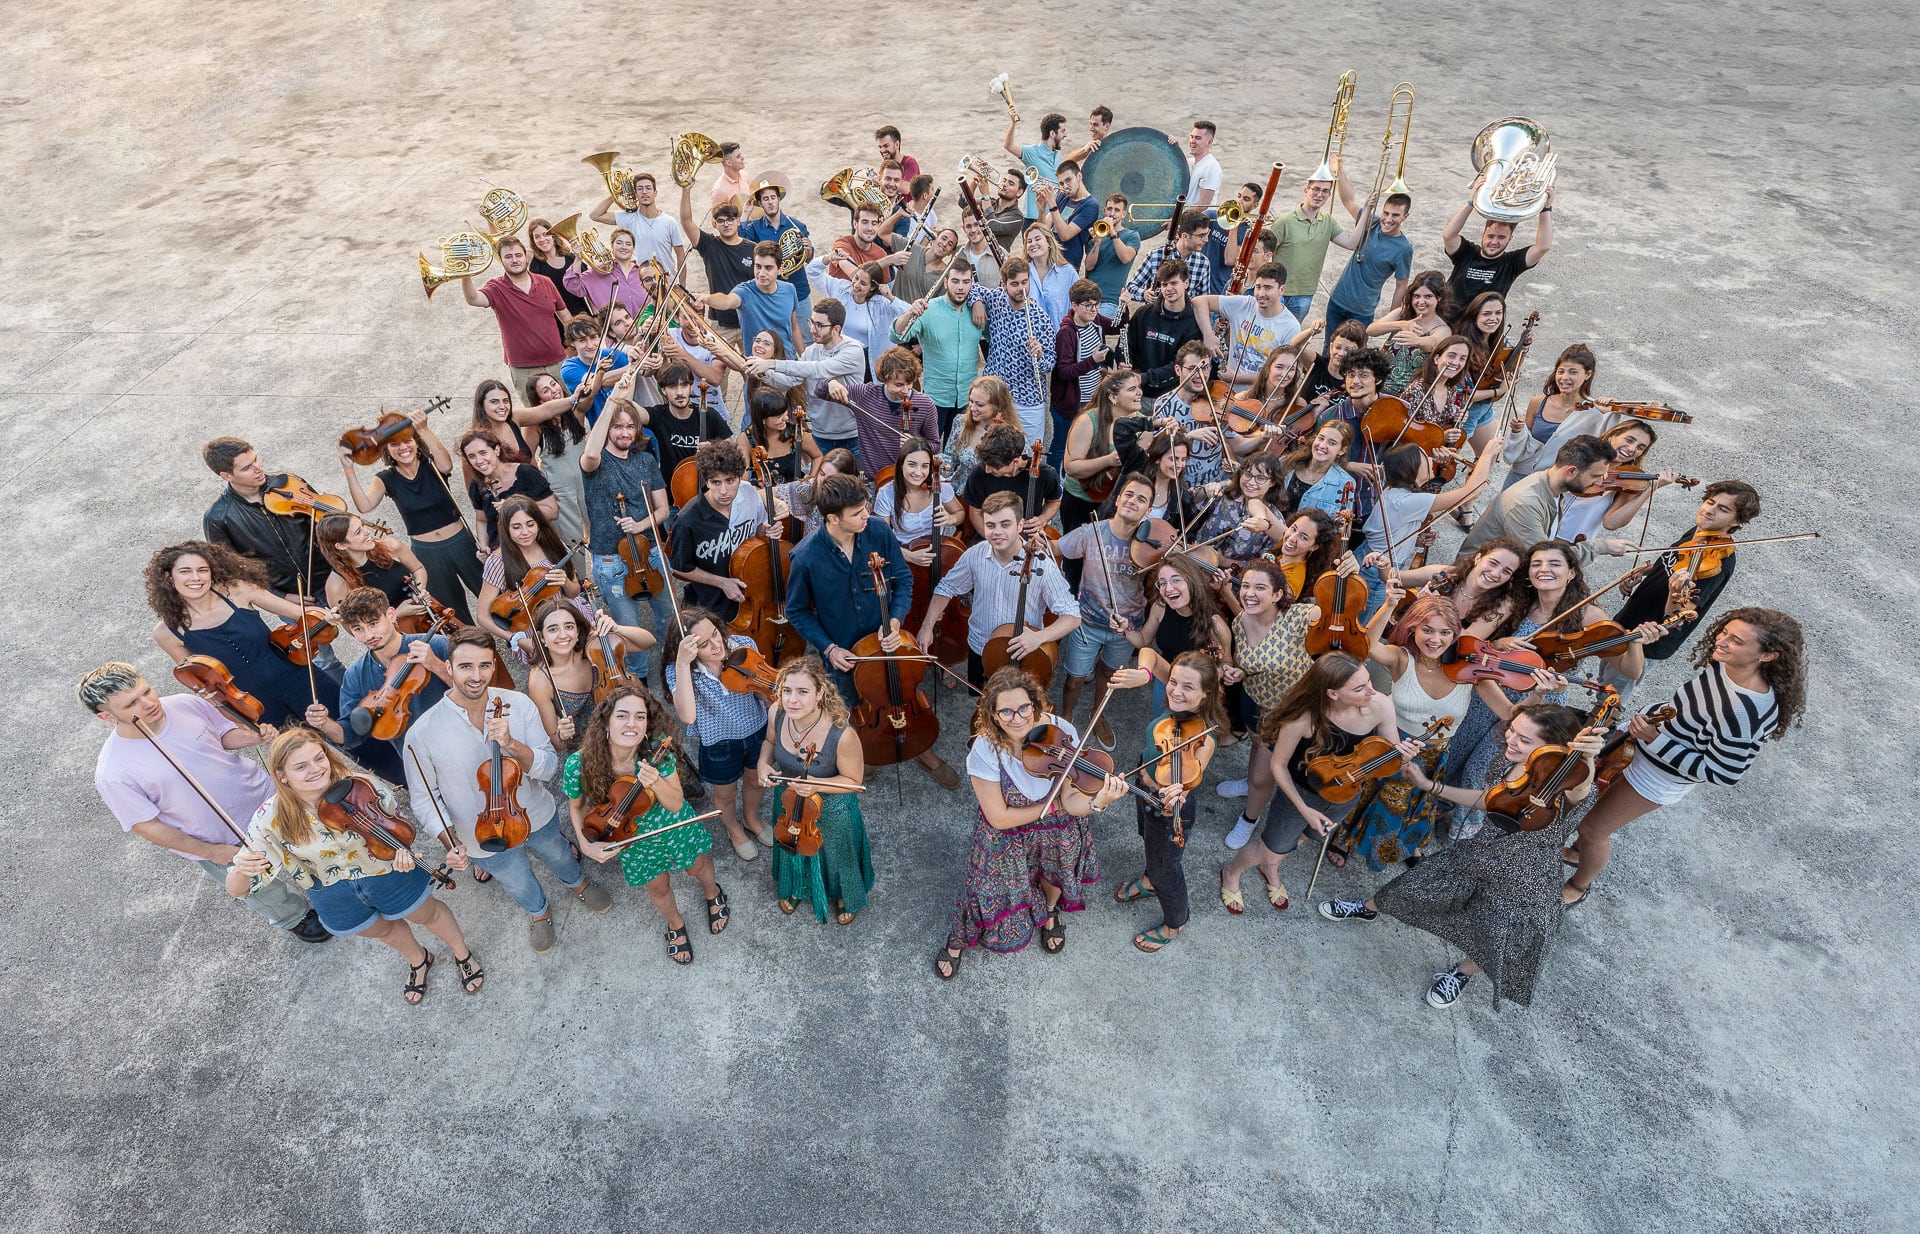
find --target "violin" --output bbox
[717,643,780,701]
[264,475,391,533]
[1593,704,1678,792]
[1581,469,1700,497]
[1304,487,1367,658]
[472,698,532,853]
[1605,399,1693,425]
[1474,310,1538,394]
[1021,439,1062,541]
[1360,394,1447,454]
[1441,635,1549,691]
[579,581,642,702]
[767,744,827,857]
[172,655,265,730]
[580,736,672,845]
[349,652,430,742]
[396,577,460,636]
[1486,694,1617,831]
[488,540,588,631]
[1128,516,1180,572]
[1306,715,1452,803]
[269,606,338,666]
[318,777,455,889]
[1020,723,1162,808]
[904,458,970,665]
[727,448,802,663]
[612,491,667,598]
[337,397,450,465]
[981,536,1062,685]
[1145,713,1215,842]
[1528,610,1695,672]
[1670,531,1735,580]
[849,551,939,767]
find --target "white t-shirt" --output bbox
[1361,489,1437,566]
[966,714,1078,801]
[612,208,689,270]
[1214,295,1303,390]
[1191,153,1223,201]
[871,479,956,544]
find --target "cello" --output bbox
[1020,439,1062,541]
[727,448,802,664]
[848,552,939,767]
[903,457,969,665]
[980,535,1060,686]
[472,698,532,852]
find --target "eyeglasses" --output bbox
[994,702,1037,722]
[810,320,832,330]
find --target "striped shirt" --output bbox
[1636,661,1778,786]
[665,634,771,748]
[934,540,1081,653]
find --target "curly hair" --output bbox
[144,540,267,631]
[1276,507,1341,602]
[1691,607,1805,738]
[574,685,687,809]
[316,513,395,592]
[1455,537,1529,629]
[1492,540,1590,641]
[1150,556,1226,651]
[774,655,852,732]
[971,666,1050,752]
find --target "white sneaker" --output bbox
[1223,815,1256,850]
[1215,778,1249,800]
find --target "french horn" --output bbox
[418,230,497,300]
[820,167,889,214]
[584,150,641,211]
[777,228,808,278]
[477,187,527,241]
[547,213,614,275]
[670,132,725,188]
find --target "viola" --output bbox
[904,457,970,665]
[472,698,532,852]
[727,448,802,663]
[1222,379,1314,443]
[1306,715,1452,804]
[612,491,667,598]
[349,652,430,743]
[488,541,588,632]
[1441,635,1548,692]
[337,397,450,465]
[580,737,672,845]
[1019,723,1161,808]
[1671,531,1735,580]
[1303,488,1366,658]
[396,577,460,636]
[579,581,642,702]
[1486,694,1618,831]
[1528,610,1695,672]
[172,655,265,730]
[981,537,1060,685]
[849,552,939,767]
[1593,704,1678,792]
[1128,517,1180,572]
[319,777,455,889]
[717,643,780,701]
[269,607,338,666]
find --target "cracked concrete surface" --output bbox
[2,3,1914,1232]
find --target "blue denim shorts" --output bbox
[697,724,768,784]
[1460,398,1497,434]
[305,867,434,936]
[1060,621,1134,679]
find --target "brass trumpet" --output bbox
[547,213,614,275]
[584,150,641,211]
[1090,219,1114,240]
[418,230,496,300]
[669,132,725,188]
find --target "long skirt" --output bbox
[771,792,874,923]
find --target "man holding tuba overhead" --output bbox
[590,167,688,276]
[1442,168,1556,306]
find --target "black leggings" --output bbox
[412,528,485,624]
[1060,491,1101,591]
[1136,790,1199,929]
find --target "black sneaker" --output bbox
[1318,899,1376,922]
[1427,968,1470,1009]
[291,909,333,944]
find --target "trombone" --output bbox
[1310,70,1357,181]
[1359,82,1414,258]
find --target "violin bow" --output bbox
[403,747,464,856]
[1380,472,1495,558]
[512,576,564,695]
[1529,562,1657,637]
[1031,685,1123,824]
[762,773,869,793]
[296,517,321,705]
[1119,725,1218,779]
[603,808,725,854]
[1616,531,1820,560]
[1093,519,1126,632]
[134,718,250,845]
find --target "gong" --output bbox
[1081,126,1192,240]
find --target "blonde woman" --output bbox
[942,375,1015,492]
[755,657,871,924]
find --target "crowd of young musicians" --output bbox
[89,104,1808,1012]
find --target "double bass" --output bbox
[980,535,1060,685]
[727,448,802,664]
[848,552,939,767]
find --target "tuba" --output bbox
[476,188,527,242]
[1471,117,1556,223]
[820,167,889,214]
[419,230,497,299]
[777,228,808,278]
[547,213,614,274]
[584,150,641,211]
[669,132,725,188]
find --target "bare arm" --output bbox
[459,275,490,309]
[589,195,617,226]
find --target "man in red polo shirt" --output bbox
[827,202,898,285]
[459,234,570,385]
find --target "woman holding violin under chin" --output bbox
[316,512,429,617]
[226,729,481,1004]
[755,656,872,926]
[1554,420,1688,545]
[666,609,774,863]
[474,496,587,662]
[145,541,346,742]
[525,598,655,757]
[564,686,723,967]
[1114,651,1228,954]
[935,666,1141,979]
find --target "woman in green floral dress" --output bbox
[564,686,728,965]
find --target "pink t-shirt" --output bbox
[94,695,272,859]
[483,272,567,367]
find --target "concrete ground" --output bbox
[3,4,1913,1232]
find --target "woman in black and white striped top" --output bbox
[1564,608,1806,906]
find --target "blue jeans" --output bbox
[1061,619,1133,679]
[1283,294,1314,323]
[1358,562,1390,623]
[592,552,671,679]
[814,434,859,461]
[472,816,584,916]
[1324,301,1373,348]
[1047,407,1074,475]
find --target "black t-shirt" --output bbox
[531,254,588,317]
[1612,535,1736,661]
[1302,354,1344,405]
[648,404,734,493]
[468,464,554,544]
[1447,239,1533,305]
[669,493,761,621]
[962,465,1063,521]
[694,233,755,328]
[377,463,463,536]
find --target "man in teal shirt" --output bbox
[1325,190,1414,345]
[1003,111,1066,219]
[889,263,988,437]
